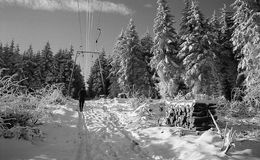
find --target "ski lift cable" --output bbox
[87,0,90,50]
[96,1,103,44]
[76,0,83,49]
[97,1,103,29]
[67,0,84,96]
[95,1,105,93]
[86,0,90,73]
[88,0,94,66]
[86,0,88,50]
[91,0,95,40]
[89,0,94,51]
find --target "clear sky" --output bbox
[0,0,234,80]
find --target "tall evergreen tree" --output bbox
[140,31,159,98]
[0,41,22,77]
[108,30,124,98]
[179,0,192,36]
[20,45,37,88]
[118,19,150,97]
[151,0,180,98]
[53,47,75,94]
[178,1,217,95]
[231,0,252,54]
[231,0,253,97]
[239,12,260,106]
[232,0,260,104]
[207,11,222,97]
[31,51,43,89]
[216,5,238,100]
[54,49,73,83]
[40,42,55,84]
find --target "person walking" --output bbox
[78,87,87,112]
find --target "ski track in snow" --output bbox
[73,100,152,160]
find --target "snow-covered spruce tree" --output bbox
[207,10,222,97]
[108,30,124,98]
[141,30,154,65]
[232,0,260,108]
[0,40,22,77]
[216,5,239,101]
[40,42,55,85]
[179,0,192,37]
[231,0,254,99]
[232,0,252,57]
[31,51,43,89]
[151,0,180,98]
[53,47,76,95]
[140,30,159,98]
[178,1,218,96]
[118,19,150,97]
[20,45,37,88]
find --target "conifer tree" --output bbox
[0,41,22,77]
[232,0,260,105]
[207,11,222,97]
[20,45,37,88]
[108,30,125,97]
[118,19,150,97]
[178,1,217,95]
[141,30,154,63]
[32,51,43,89]
[151,0,180,98]
[179,0,192,36]
[239,12,260,106]
[140,31,159,98]
[209,10,220,40]
[216,5,238,100]
[231,0,252,55]
[54,49,73,83]
[231,0,253,98]
[40,42,55,84]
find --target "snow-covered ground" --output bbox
[1,98,260,160]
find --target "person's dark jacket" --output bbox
[78,89,87,100]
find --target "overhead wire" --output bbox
[88,0,93,64]
[85,0,90,76]
[91,0,95,44]
[76,0,83,49]
[67,0,84,95]
[87,0,90,51]
[97,1,103,29]
[95,0,105,93]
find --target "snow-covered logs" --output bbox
[166,100,217,131]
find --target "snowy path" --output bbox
[74,102,152,160]
[1,99,260,160]
[74,112,91,160]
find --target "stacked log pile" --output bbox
[166,100,217,131]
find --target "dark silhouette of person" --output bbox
[78,87,87,112]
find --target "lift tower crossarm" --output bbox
[77,51,100,54]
